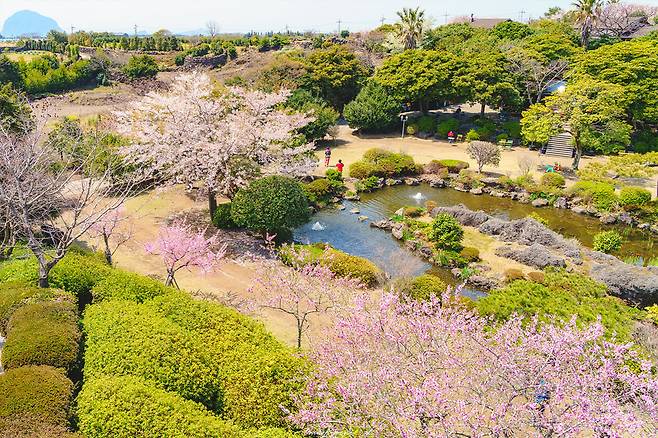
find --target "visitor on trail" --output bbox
[336,160,344,173]
[324,147,332,166]
[448,131,456,144]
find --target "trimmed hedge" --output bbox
[145,292,308,429]
[83,300,222,410]
[408,274,447,301]
[0,282,73,335]
[212,202,237,229]
[349,148,419,180]
[540,172,565,188]
[434,159,470,173]
[91,270,174,303]
[3,301,80,373]
[77,375,243,438]
[0,416,80,438]
[320,251,382,287]
[0,366,73,429]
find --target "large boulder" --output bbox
[590,262,658,307]
[495,244,566,269]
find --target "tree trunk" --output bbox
[572,142,582,170]
[208,191,218,219]
[38,263,50,288]
[103,233,113,266]
[480,102,486,116]
[296,321,303,350]
[165,270,175,287]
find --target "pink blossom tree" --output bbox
[293,291,658,437]
[116,72,317,218]
[250,248,363,349]
[145,221,226,288]
[88,207,132,266]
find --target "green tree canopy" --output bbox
[491,21,535,41]
[0,84,32,133]
[521,78,631,168]
[569,39,658,126]
[343,81,401,132]
[0,55,23,88]
[302,45,369,110]
[374,49,462,112]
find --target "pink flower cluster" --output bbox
[294,291,658,437]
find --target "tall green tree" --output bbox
[521,78,631,169]
[344,82,401,132]
[0,55,23,88]
[374,50,461,112]
[455,52,520,115]
[395,7,426,50]
[0,84,32,133]
[572,0,604,48]
[302,45,369,110]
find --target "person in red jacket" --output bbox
[336,160,344,173]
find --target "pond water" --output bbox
[294,184,658,285]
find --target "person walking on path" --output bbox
[324,147,332,166]
[336,160,344,174]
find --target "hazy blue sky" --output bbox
[2,0,657,34]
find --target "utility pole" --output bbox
[519,10,527,23]
[70,25,75,35]
[337,19,342,35]
[380,16,386,27]
[134,24,138,37]
[443,12,449,24]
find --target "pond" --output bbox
[294,184,658,287]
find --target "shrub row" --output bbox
[91,269,175,303]
[0,366,75,436]
[425,159,470,174]
[3,301,80,373]
[0,282,73,335]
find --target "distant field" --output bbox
[4,50,58,62]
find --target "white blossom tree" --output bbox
[116,72,317,218]
[467,141,501,173]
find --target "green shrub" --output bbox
[0,416,80,438]
[619,186,652,207]
[569,181,618,212]
[408,274,446,301]
[502,120,521,139]
[403,206,424,218]
[465,129,480,141]
[435,159,469,173]
[0,258,39,284]
[321,251,382,287]
[303,178,333,204]
[459,247,480,262]
[540,172,565,188]
[77,375,243,438]
[476,269,640,340]
[593,230,623,254]
[348,161,379,179]
[527,271,545,283]
[427,214,463,251]
[0,366,73,429]
[91,270,174,303]
[406,123,418,136]
[212,202,237,229]
[0,282,73,335]
[145,292,308,428]
[2,301,80,373]
[416,115,437,133]
[325,168,343,182]
[123,55,159,79]
[231,176,310,234]
[83,300,222,410]
[436,118,460,137]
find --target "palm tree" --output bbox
[572,0,604,48]
[396,7,426,50]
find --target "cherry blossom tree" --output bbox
[116,72,317,218]
[88,206,132,266]
[467,140,501,173]
[0,118,140,287]
[596,3,658,38]
[145,221,226,287]
[250,248,363,349]
[293,291,658,437]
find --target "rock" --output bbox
[531,198,549,208]
[385,178,402,186]
[394,208,404,217]
[651,225,658,235]
[491,190,507,198]
[331,197,341,204]
[599,213,618,225]
[431,205,490,226]
[405,178,420,186]
[571,206,588,215]
[453,183,468,192]
[428,178,447,188]
[350,208,360,214]
[480,177,500,187]
[337,205,346,211]
[419,246,433,258]
[638,223,651,230]
[451,268,462,278]
[392,224,404,240]
[618,212,634,225]
[495,243,566,269]
[405,240,420,250]
[370,220,393,230]
[358,215,369,222]
[472,264,491,272]
[554,197,568,209]
[517,193,531,204]
[470,187,484,195]
[344,194,360,201]
[590,262,658,307]
[467,275,500,291]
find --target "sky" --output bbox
[2,0,658,34]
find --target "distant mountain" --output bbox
[176,29,209,37]
[2,10,62,38]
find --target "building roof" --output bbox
[624,23,658,39]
